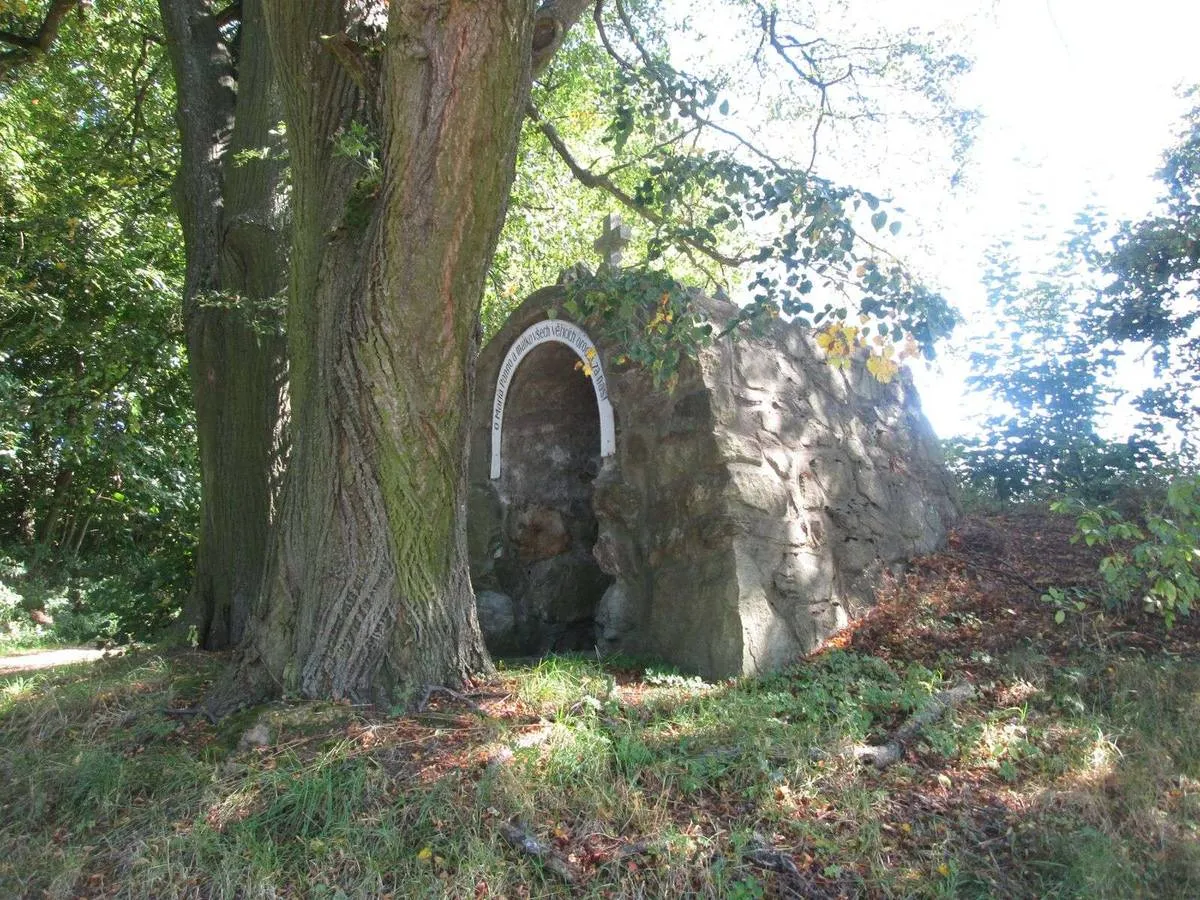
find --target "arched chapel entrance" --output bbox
[469,319,615,655]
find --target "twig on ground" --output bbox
[742,833,817,898]
[461,690,510,701]
[616,840,652,860]
[945,551,1044,594]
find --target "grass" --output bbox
[1,511,1198,898]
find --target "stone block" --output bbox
[467,485,503,584]
[595,581,638,651]
[476,590,518,656]
[714,430,763,465]
[510,505,570,561]
[735,341,783,390]
[726,464,790,516]
[807,455,854,500]
[523,554,608,636]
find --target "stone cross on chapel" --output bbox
[593,213,632,269]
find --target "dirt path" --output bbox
[0,647,109,676]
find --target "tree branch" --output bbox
[753,3,851,174]
[606,0,788,174]
[592,0,633,71]
[0,0,81,76]
[530,104,748,269]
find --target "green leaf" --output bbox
[1155,579,1177,603]
[871,211,887,231]
[1054,610,1066,624]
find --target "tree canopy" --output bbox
[1101,93,1200,457]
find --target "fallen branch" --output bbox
[500,820,577,883]
[615,839,653,861]
[849,682,975,768]
[945,551,1044,594]
[743,838,802,878]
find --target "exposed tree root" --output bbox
[416,684,487,717]
[162,706,219,725]
[200,647,279,721]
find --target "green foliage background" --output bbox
[0,1,195,644]
[950,96,1200,628]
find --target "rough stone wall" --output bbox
[590,330,742,678]
[701,299,958,675]
[468,288,957,677]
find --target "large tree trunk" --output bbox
[205,0,535,713]
[160,0,289,649]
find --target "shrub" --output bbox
[1053,474,1200,626]
[0,547,185,649]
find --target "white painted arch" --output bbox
[490,319,615,480]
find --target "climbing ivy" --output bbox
[561,268,711,392]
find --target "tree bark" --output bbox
[205,0,537,714]
[159,0,288,649]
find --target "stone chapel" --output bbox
[467,217,958,679]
